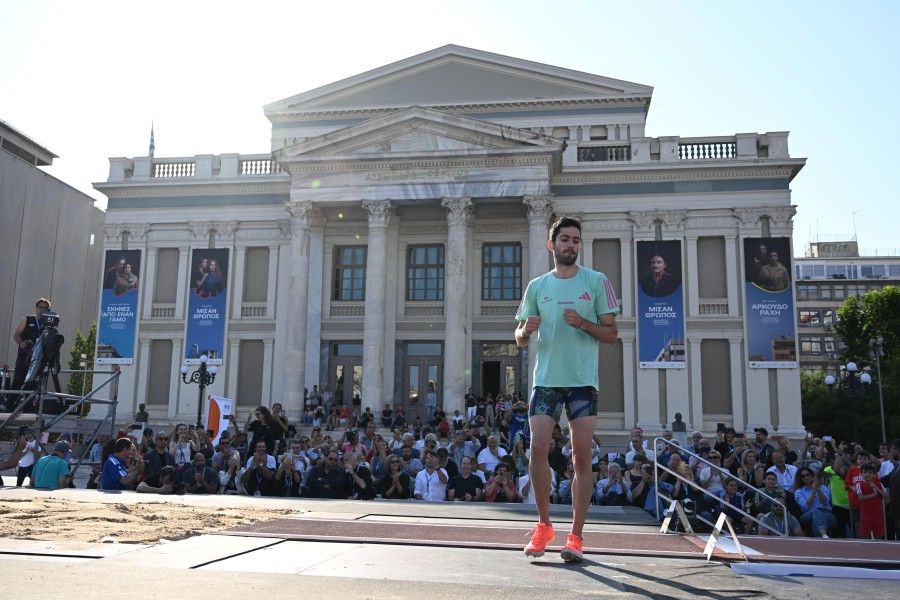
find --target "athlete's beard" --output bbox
[554,247,578,266]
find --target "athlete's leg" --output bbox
[568,414,596,538]
[529,414,556,525]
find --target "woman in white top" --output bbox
[16,431,39,486]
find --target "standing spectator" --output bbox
[240,441,277,497]
[0,436,27,485]
[822,458,852,537]
[321,386,332,421]
[307,450,350,499]
[134,403,149,423]
[484,463,518,503]
[793,467,836,538]
[753,428,775,468]
[246,406,281,455]
[448,456,483,502]
[414,449,448,502]
[182,452,218,494]
[271,403,290,454]
[856,464,888,539]
[170,425,196,468]
[16,430,38,486]
[845,449,881,534]
[376,454,411,499]
[31,441,72,489]
[424,382,438,425]
[11,298,51,389]
[100,438,143,491]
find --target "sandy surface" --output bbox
[0,496,292,544]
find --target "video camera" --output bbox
[25,311,65,384]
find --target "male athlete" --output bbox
[516,216,619,562]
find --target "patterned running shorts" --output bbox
[528,386,598,421]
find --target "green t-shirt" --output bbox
[32,454,69,489]
[823,466,850,508]
[516,267,620,389]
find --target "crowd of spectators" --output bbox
[42,393,895,542]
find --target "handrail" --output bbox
[652,437,788,536]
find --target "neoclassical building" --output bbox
[95,45,806,437]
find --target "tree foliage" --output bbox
[67,322,96,398]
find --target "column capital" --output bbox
[362,199,394,229]
[441,197,474,227]
[734,206,794,227]
[523,194,554,223]
[285,201,319,230]
[628,210,687,234]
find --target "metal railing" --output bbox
[652,437,788,536]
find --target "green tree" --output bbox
[67,322,96,398]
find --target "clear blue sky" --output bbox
[2,0,898,254]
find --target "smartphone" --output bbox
[823,435,833,442]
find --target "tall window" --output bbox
[333,246,366,301]
[406,245,444,301]
[482,243,522,301]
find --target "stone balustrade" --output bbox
[565,132,790,166]
[107,153,288,182]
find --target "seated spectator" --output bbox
[137,465,182,494]
[381,404,393,428]
[282,438,311,479]
[307,450,350,499]
[484,462,518,503]
[377,454,412,499]
[448,456,484,502]
[704,478,750,533]
[745,471,784,517]
[218,455,245,495]
[596,463,632,506]
[773,435,799,465]
[390,407,407,429]
[398,445,424,479]
[660,454,692,501]
[557,462,575,505]
[100,438,143,491]
[688,437,712,471]
[625,437,655,469]
[635,464,676,519]
[793,467,836,537]
[138,428,154,455]
[144,432,176,481]
[388,428,405,453]
[511,436,529,476]
[341,430,367,460]
[727,434,749,476]
[451,410,464,431]
[697,451,727,507]
[275,452,303,497]
[519,450,557,505]
[767,450,800,514]
[170,424,196,468]
[344,450,375,500]
[477,435,508,475]
[414,449,448,502]
[856,463,888,539]
[435,447,458,480]
[31,441,72,490]
[757,491,804,536]
[182,452,219,494]
[359,421,377,452]
[624,454,647,487]
[210,435,240,473]
[369,437,392,480]
[394,432,420,459]
[240,441,278,497]
[736,449,765,489]
[448,431,481,466]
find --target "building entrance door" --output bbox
[329,342,363,409]
[479,343,520,399]
[400,342,442,425]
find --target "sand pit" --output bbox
[0,497,293,544]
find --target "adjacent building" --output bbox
[94,45,807,438]
[0,119,104,385]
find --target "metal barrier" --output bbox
[0,367,120,481]
[652,437,789,536]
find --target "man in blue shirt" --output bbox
[100,438,143,491]
[32,440,72,489]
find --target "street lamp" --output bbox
[180,355,218,429]
[870,337,887,443]
[825,361,871,443]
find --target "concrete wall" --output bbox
[0,149,104,376]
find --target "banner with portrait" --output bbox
[184,248,229,365]
[637,240,686,368]
[96,250,141,364]
[743,237,797,368]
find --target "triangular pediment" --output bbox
[275,106,564,161]
[265,45,652,115]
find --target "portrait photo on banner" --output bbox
[636,240,685,368]
[184,248,229,365]
[743,237,797,368]
[96,249,142,364]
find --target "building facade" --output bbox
[795,240,900,376]
[95,45,807,437]
[0,119,104,383]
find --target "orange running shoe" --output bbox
[560,532,583,563]
[524,522,555,557]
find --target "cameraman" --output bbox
[11,298,51,389]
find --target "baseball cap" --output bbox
[53,440,71,453]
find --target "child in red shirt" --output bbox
[857,463,888,539]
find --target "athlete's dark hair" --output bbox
[549,216,582,242]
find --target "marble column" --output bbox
[725,236,739,316]
[523,195,554,390]
[282,200,316,419]
[686,235,700,316]
[361,199,393,415]
[441,197,473,416]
